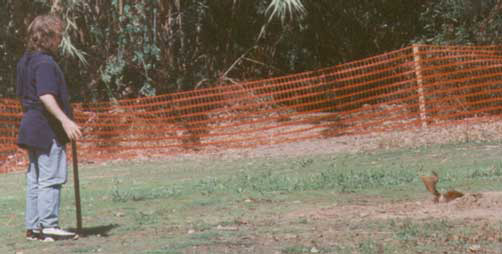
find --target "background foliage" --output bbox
[1,0,501,102]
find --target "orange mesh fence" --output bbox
[1,44,502,173]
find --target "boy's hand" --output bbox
[40,94,82,140]
[62,118,82,141]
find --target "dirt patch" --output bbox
[174,115,502,161]
[3,115,502,172]
[287,192,502,222]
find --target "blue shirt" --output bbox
[16,51,73,151]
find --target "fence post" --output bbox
[412,44,428,128]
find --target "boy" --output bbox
[16,14,82,241]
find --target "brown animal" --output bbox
[420,171,464,203]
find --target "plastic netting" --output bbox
[1,44,502,173]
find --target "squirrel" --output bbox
[420,171,464,203]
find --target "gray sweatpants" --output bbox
[25,140,68,230]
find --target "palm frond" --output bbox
[60,3,88,65]
[265,0,306,23]
[60,35,88,65]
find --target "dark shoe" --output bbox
[26,229,41,241]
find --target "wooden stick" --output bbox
[71,140,82,231]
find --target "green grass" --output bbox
[1,141,502,253]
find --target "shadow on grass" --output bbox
[70,224,119,238]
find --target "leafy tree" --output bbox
[6,0,497,102]
[0,0,50,98]
[269,0,428,70]
[415,0,502,44]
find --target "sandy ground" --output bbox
[286,192,502,222]
[202,119,502,223]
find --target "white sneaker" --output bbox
[42,236,55,242]
[42,227,76,237]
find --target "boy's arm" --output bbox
[40,94,82,141]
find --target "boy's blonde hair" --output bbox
[26,15,64,54]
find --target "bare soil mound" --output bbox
[287,192,502,221]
